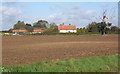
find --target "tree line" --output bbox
[8,20,58,34]
[77,22,120,35]
[6,19,120,35]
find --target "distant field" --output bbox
[2,34,118,66]
[2,54,119,72]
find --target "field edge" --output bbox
[2,54,119,72]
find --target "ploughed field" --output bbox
[2,35,118,66]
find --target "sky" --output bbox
[0,2,118,30]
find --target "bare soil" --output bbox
[2,34,118,66]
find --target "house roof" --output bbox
[33,28,44,32]
[12,30,28,32]
[58,25,76,30]
[33,29,44,32]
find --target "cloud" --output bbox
[1,6,22,16]
[2,2,17,7]
[45,5,97,28]
[1,3,118,30]
[1,5,23,30]
[1,2,32,30]
[100,3,110,8]
[45,3,118,28]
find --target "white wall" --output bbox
[59,30,77,33]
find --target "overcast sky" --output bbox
[0,2,118,30]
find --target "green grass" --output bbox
[2,54,119,72]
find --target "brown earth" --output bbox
[2,34,118,66]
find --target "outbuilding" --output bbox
[32,28,44,34]
[12,29,28,35]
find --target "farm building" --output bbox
[32,28,44,34]
[12,29,28,35]
[12,28,44,35]
[58,25,77,33]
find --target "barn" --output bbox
[58,25,77,33]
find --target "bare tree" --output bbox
[92,5,117,35]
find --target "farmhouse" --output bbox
[32,28,44,34]
[58,25,77,33]
[12,29,28,35]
